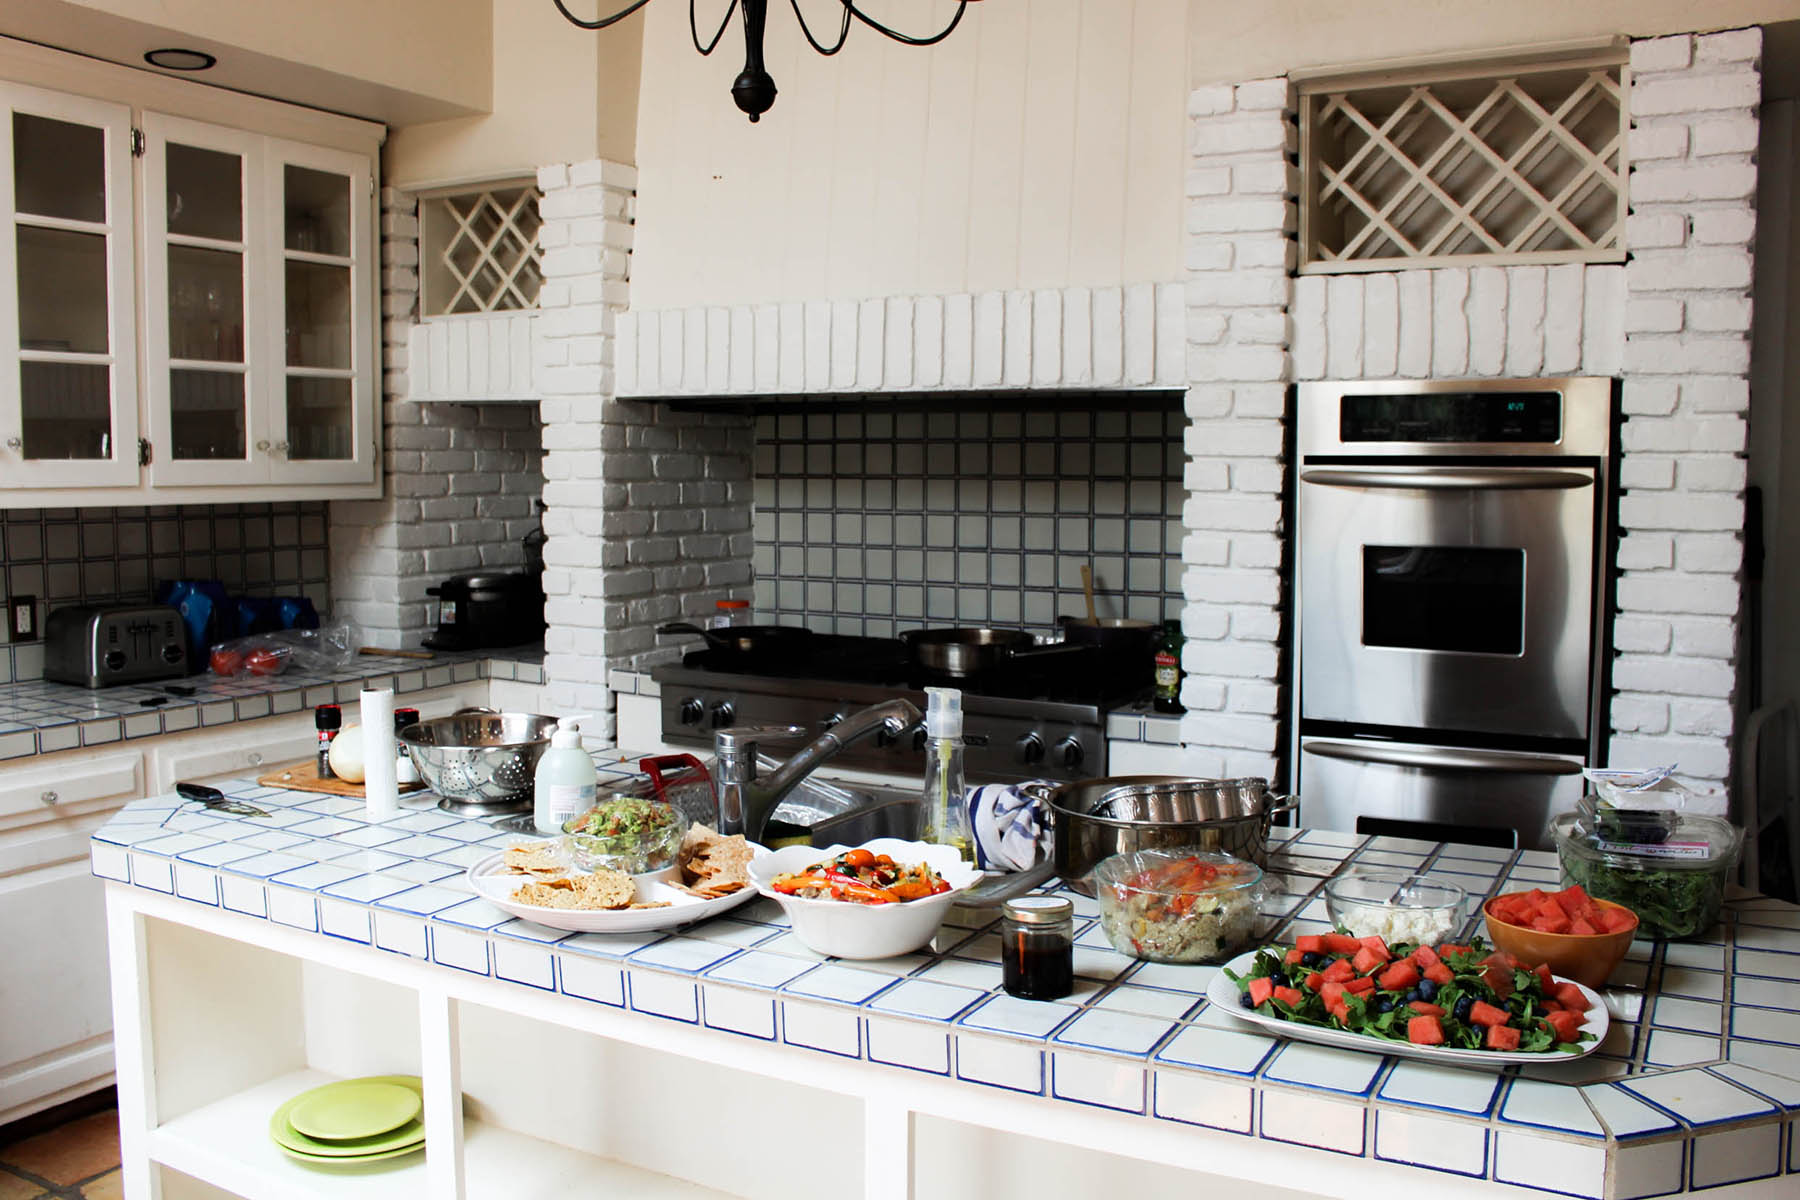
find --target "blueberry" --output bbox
[1453,996,1475,1022]
[1240,991,1255,1008]
[1376,998,1394,1013]
[1405,988,1423,1003]
[1418,979,1438,1001]
[1300,951,1322,967]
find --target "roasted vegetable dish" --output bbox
[769,848,953,904]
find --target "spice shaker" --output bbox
[393,708,420,785]
[1000,895,1074,1000]
[314,704,341,778]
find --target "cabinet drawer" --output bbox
[150,713,315,789]
[0,751,144,822]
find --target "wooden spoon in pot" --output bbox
[1080,564,1097,622]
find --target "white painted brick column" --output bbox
[1178,78,1297,779]
[536,160,755,736]
[1613,29,1761,785]
[329,190,546,649]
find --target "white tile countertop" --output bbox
[90,780,1800,1198]
[0,647,544,760]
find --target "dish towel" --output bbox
[965,781,1055,872]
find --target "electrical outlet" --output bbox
[10,595,37,642]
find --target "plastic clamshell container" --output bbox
[1093,847,1264,964]
[1550,810,1742,941]
[1322,872,1467,948]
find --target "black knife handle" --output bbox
[176,782,225,804]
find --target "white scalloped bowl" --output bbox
[748,838,985,960]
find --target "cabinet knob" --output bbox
[274,441,289,456]
[247,752,264,766]
[40,789,59,805]
[4,437,19,451]
[255,439,271,452]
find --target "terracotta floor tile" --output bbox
[0,1109,120,1186]
[0,1168,47,1200]
[80,1168,124,1200]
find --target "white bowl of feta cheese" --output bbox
[1323,872,1467,946]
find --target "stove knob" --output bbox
[709,702,735,729]
[161,643,184,664]
[1016,732,1045,766]
[679,698,705,726]
[103,650,127,671]
[1055,736,1085,770]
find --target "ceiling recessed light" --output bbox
[144,48,216,71]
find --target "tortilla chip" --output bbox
[678,825,754,893]
[627,901,672,910]
[503,842,564,874]
[511,865,635,911]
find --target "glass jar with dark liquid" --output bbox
[1000,895,1074,1000]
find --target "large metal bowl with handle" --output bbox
[1021,775,1297,896]
[397,708,559,817]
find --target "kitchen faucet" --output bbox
[711,698,922,842]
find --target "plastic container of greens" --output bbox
[1550,810,1741,940]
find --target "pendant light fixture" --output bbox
[553,0,976,123]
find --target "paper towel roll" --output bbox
[360,688,398,820]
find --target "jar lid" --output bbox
[1003,895,1073,924]
[716,599,750,610]
[315,704,341,730]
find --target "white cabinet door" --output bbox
[0,82,139,489]
[266,138,376,486]
[141,113,269,487]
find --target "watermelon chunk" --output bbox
[1285,947,1305,965]
[1554,982,1589,1013]
[1554,884,1591,916]
[1248,977,1275,1007]
[1322,957,1356,983]
[1485,1024,1522,1051]
[1544,1009,1584,1042]
[1568,917,1598,936]
[1320,980,1346,1007]
[1351,946,1385,976]
[1407,1016,1445,1045]
[1295,934,1326,954]
[1469,1000,1510,1028]
[1357,935,1393,962]
[1423,962,1453,985]
[1413,944,1442,969]
[1323,932,1363,955]
[1378,961,1421,992]
[1408,1001,1446,1017]
[1272,985,1305,1008]
[1344,976,1376,995]
[1304,971,1325,993]
[1598,906,1637,934]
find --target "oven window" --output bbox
[1362,546,1524,655]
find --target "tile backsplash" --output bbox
[750,396,1186,636]
[0,503,332,683]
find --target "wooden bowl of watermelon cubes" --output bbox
[1481,884,1639,990]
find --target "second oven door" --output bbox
[1297,736,1588,851]
[1297,465,1596,740]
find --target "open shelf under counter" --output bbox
[148,1066,739,1200]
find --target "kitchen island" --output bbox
[92,779,1799,1200]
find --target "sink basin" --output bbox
[764,777,922,847]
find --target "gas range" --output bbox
[652,633,1146,784]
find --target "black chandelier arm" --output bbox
[551,0,657,31]
[841,0,968,47]
[691,0,741,54]
[785,0,853,56]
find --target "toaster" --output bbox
[44,604,190,688]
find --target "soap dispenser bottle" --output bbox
[534,716,596,834]
[920,687,973,862]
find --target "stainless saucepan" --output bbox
[900,627,1087,677]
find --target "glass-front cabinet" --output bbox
[0,83,139,488]
[0,47,379,503]
[140,115,374,489]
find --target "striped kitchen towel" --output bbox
[965,781,1054,872]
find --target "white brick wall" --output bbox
[329,189,545,649]
[613,283,1188,398]
[535,161,756,737]
[1612,29,1760,785]
[1178,77,1296,780]
[1291,264,1626,381]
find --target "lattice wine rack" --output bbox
[419,184,544,315]
[1298,52,1628,272]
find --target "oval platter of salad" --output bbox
[1207,933,1610,1067]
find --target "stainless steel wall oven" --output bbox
[1289,377,1617,849]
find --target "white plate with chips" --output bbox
[465,839,770,933]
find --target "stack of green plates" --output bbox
[269,1075,425,1165]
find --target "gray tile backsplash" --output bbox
[0,503,332,682]
[750,397,1186,636]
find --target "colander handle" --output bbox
[640,753,715,803]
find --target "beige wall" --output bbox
[386,2,641,191]
[0,0,490,122]
[627,0,1188,310]
[1190,0,1800,84]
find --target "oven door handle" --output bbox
[1299,468,1593,491]
[1303,740,1584,775]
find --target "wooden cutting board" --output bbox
[257,759,427,797]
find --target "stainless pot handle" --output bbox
[1016,779,1058,804]
[1265,794,1300,820]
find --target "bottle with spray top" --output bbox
[534,715,596,834]
[920,687,973,862]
